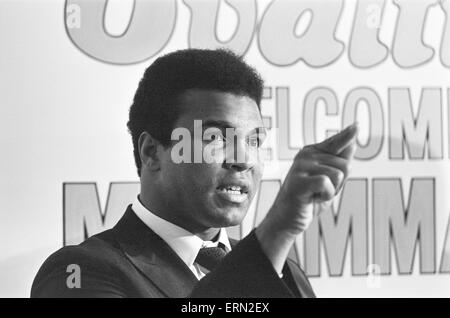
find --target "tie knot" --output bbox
[195,245,227,272]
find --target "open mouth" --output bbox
[215,183,250,204]
[216,185,248,195]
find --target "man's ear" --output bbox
[138,131,162,172]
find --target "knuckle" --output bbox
[316,175,329,187]
[297,146,314,158]
[317,191,333,202]
[293,158,310,171]
[323,192,334,201]
[335,170,345,182]
[341,165,349,176]
[342,163,350,176]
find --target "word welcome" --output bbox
[260,86,448,161]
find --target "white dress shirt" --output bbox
[131,196,231,280]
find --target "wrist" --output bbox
[265,199,313,237]
[255,221,295,275]
[256,211,298,251]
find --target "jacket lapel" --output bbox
[228,237,239,249]
[113,206,198,298]
[286,261,316,298]
[231,234,313,298]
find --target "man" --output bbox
[31,49,357,298]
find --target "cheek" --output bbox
[249,165,264,197]
[203,144,225,164]
[253,161,264,181]
[169,163,220,192]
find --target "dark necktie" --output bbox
[195,244,227,273]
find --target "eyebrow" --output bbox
[202,120,267,136]
[202,120,235,129]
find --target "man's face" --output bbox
[157,90,265,231]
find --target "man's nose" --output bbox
[223,160,254,172]
[222,140,256,172]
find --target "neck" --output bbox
[138,193,221,241]
[191,227,221,242]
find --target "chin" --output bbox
[208,207,247,228]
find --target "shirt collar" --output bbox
[131,196,231,268]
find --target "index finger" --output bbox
[313,123,358,155]
[338,142,357,160]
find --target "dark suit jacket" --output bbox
[31,206,315,298]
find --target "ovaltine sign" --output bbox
[65,0,450,67]
[62,0,450,280]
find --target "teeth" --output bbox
[218,186,244,194]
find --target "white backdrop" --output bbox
[1,0,450,297]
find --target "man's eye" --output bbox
[204,132,225,142]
